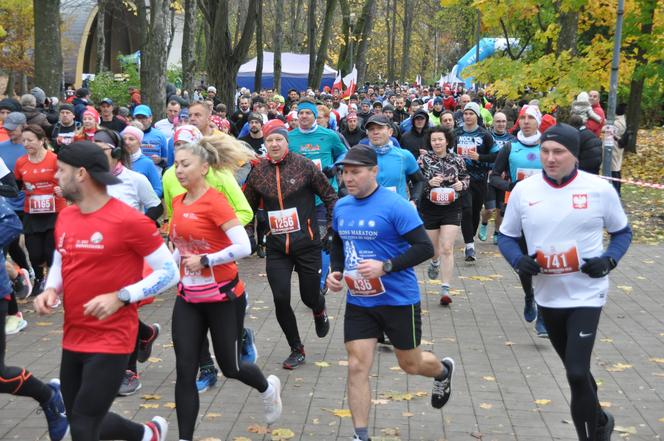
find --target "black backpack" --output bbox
[618,129,631,149]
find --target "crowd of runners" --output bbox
[0,81,632,441]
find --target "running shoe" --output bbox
[440,286,452,306]
[263,374,283,424]
[137,323,161,363]
[523,297,537,323]
[535,310,548,338]
[196,366,218,393]
[5,314,27,335]
[478,223,488,241]
[241,327,258,364]
[596,410,614,441]
[431,357,455,409]
[492,232,498,245]
[464,246,476,262]
[282,347,305,370]
[145,415,168,441]
[13,268,32,299]
[352,434,372,441]
[257,245,266,258]
[427,260,440,280]
[118,370,142,396]
[314,309,330,338]
[42,379,69,441]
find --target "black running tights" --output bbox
[0,300,51,403]
[25,230,55,273]
[172,294,268,440]
[266,246,326,350]
[517,235,533,301]
[461,180,487,244]
[59,350,144,441]
[539,306,603,441]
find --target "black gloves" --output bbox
[580,257,616,278]
[322,165,337,179]
[515,254,541,276]
[321,228,334,253]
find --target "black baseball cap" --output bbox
[57,141,121,185]
[337,145,378,167]
[364,114,392,130]
[100,97,113,105]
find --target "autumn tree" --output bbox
[181,0,197,93]
[33,0,63,97]
[137,0,171,119]
[1,1,34,96]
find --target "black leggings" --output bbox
[461,180,488,244]
[539,306,603,441]
[266,246,326,350]
[0,300,52,403]
[25,229,55,272]
[172,294,268,440]
[7,237,30,273]
[517,236,533,301]
[59,350,145,441]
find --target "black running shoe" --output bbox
[138,323,160,363]
[282,347,305,370]
[596,410,614,441]
[431,357,455,409]
[314,309,330,338]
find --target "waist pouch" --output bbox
[178,274,239,303]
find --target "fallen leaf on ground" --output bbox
[420,339,433,345]
[322,408,352,417]
[371,398,390,405]
[314,361,330,368]
[470,432,483,439]
[389,366,403,371]
[232,437,251,441]
[654,373,664,377]
[164,402,176,409]
[534,399,551,406]
[162,343,174,348]
[35,322,52,326]
[380,391,414,401]
[658,417,664,423]
[650,358,664,364]
[428,279,442,285]
[247,423,270,434]
[600,338,613,343]
[616,285,633,293]
[504,341,514,346]
[139,403,159,409]
[642,259,655,264]
[483,376,496,381]
[414,391,428,397]
[380,427,400,436]
[206,412,222,419]
[312,418,319,424]
[147,357,162,363]
[606,363,632,372]
[271,428,295,440]
[402,411,414,417]
[599,401,612,408]
[479,403,493,409]
[200,438,222,441]
[614,426,637,434]
[338,360,349,366]
[141,394,161,400]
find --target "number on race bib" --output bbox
[456,144,477,157]
[516,168,540,181]
[535,241,580,275]
[268,207,301,234]
[343,269,385,297]
[429,188,456,205]
[29,195,56,214]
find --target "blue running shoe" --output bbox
[196,367,218,393]
[478,223,488,241]
[535,308,548,338]
[42,379,69,441]
[523,297,537,323]
[241,327,258,364]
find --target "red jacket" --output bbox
[585,103,605,138]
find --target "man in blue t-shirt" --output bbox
[326,145,454,441]
[0,112,27,212]
[133,105,168,173]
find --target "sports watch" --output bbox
[117,288,131,306]
[382,259,393,274]
[200,255,211,268]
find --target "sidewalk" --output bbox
[2,241,663,440]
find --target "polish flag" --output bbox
[332,70,343,93]
[342,65,358,98]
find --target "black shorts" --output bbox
[419,198,462,229]
[344,302,422,350]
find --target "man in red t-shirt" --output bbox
[586,90,606,138]
[34,141,178,441]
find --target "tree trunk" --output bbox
[96,0,107,72]
[385,0,393,83]
[336,0,350,74]
[33,0,63,97]
[310,0,337,89]
[19,72,28,96]
[354,0,376,86]
[182,0,197,94]
[205,0,258,111]
[254,0,263,92]
[306,0,317,88]
[290,0,305,52]
[400,0,413,81]
[139,0,170,120]
[556,4,579,55]
[166,7,176,61]
[273,0,284,94]
[625,0,656,153]
[4,71,15,97]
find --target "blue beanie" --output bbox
[298,101,319,119]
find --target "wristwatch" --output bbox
[117,288,131,306]
[382,259,393,274]
[200,255,210,268]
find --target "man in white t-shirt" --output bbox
[497,123,632,441]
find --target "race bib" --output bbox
[343,269,385,297]
[535,241,580,275]
[429,188,456,205]
[29,195,55,214]
[180,263,215,286]
[312,158,322,170]
[456,144,477,157]
[56,132,75,146]
[516,168,540,181]
[268,207,301,234]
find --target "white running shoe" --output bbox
[263,375,282,424]
[146,415,168,441]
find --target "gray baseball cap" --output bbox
[3,112,27,131]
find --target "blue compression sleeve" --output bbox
[602,225,632,263]
[497,232,524,268]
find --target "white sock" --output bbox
[141,425,153,441]
[261,382,275,398]
[465,242,474,250]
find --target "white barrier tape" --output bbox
[600,175,664,190]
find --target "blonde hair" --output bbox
[176,134,255,172]
[316,105,330,118]
[128,120,145,131]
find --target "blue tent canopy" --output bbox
[237,52,336,95]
